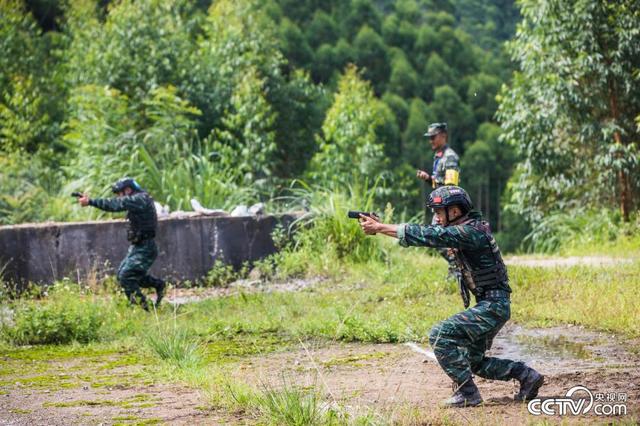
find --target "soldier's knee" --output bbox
[469,354,484,371]
[117,268,130,284]
[118,267,142,287]
[429,324,443,347]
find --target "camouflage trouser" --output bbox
[429,299,525,385]
[117,239,161,305]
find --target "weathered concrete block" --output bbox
[0,214,296,286]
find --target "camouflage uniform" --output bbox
[89,192,163,307]
[429,144,461,271]
[422,124,461,270]
[398,211,527,386]
[430,144,460,189]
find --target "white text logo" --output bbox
[528,385,627,416]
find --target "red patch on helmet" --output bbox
[433,196,443,203]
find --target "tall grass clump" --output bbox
[0,281,117,345]
[254,380,339,426]
[145,322,204,369]
[275,180,389,277]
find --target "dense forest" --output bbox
[1,0,638,252]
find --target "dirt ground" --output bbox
[1,324,638,425]
[1,266,638,425]
[234,325,640,425]
[0,349,223,425]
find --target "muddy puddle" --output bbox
[489,324,637,374]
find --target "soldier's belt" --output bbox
[127,230,156,243]
[477,289,510,301]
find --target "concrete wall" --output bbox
[0,214,296,286]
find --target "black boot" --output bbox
[140,297,150,312]
[152,278,166,307]
[441,379,483,408]
[514,367,544,401]
[127,290,150,311]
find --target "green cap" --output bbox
[424,122,448,137]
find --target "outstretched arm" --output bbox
[359,214,479,250]
[78,193,145,212]
[359,214,399,237]
[88,197,129,212]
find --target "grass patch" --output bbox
[510,262,640,337]
[254,382,331,426]
[194,368,345,426]
[43,394,154,409]
[5,374,76,390]
[321,351,389,368]
[112,415,140,421]
[44,399,119,408]
[114,419,162,426]
[9,408,31,414]
[204,334,293,363]
[0,282,145,346]
[0,342,118,361]
[145,324,204,369]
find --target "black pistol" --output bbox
[71,192,83,198]
[347,210,378,220]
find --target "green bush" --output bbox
[1,283,111,345]
[524,209,640,254]
[204,260,240,287]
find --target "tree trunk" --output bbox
[609,79,631,221]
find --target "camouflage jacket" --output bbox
[89,192,157,242]
[431,145,460,188]
[397,211,511,294]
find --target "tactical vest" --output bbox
[432,146,459,188]
[126,192,157,244]
[452,217,511,307]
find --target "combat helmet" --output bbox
[427,185,473,215]
[111,177,142,194]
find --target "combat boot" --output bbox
[128,290,150,311]
[139,295,150,312]
[153,278,166,307]
[441,379,483,408]
[514,367,544,401]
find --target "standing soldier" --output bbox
[357,186,544,407]
[416,122,460,190]
[78,178,165,310]
[416,122,461,275]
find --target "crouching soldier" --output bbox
[78,178,165,310]
[357,185,544,407]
